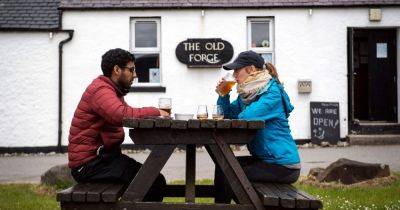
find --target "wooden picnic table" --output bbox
[121,118,266,210]
[57,118,323,210]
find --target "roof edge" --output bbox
[58,4,400,10]
[0,28,65,32]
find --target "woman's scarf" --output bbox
[237,70,272,104]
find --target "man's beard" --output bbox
[117,75,131,94]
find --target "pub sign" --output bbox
[175,38,234,68]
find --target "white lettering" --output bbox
[183,43,189,51]
[217,42,225,50]
[201,54,207,61]
[311,108,322,114]
[194,54,202,61]
[205,42,213,50]
[313,117,336,128]
[325,108,337,115]
[204,42,226,50]
[188,53,220,64]
[184,42,200,51]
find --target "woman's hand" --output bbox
[215,78,227,96]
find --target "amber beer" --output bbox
[160,107,172,115]
[212,105,224,120]
[212,115,224,120]
[197,114,208,120]
[197,105,208,120]
[159,98,172,116]
[220,81,236,96]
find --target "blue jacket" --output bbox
[217,79,300,165]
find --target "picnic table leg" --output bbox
[185,144,196,203]
[121,145,176,202]
[205,145,252,204]
[206,132,265,210]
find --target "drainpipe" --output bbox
[58,30,74,153]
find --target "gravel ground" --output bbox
[0,145,399,183]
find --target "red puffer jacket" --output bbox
[68,75,160,168]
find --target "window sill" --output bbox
[129,86,166,93]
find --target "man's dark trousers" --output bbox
[71,151,166,202]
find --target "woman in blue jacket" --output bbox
[214,50,300,203]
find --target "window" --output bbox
[131,18,161,86]
[247,18,274,64]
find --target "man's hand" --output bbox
[159,109,170,117]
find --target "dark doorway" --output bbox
[349,28,397,123]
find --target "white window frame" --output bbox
[130,18,161,86]
[247,17,275,64]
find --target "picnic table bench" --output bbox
[57,118,322,210]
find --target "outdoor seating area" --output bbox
[57,118,322,210]
[2,1,400,210]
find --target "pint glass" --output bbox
[158,98,172,115]
[219,73,236,96]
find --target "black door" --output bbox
[352,29,397,122]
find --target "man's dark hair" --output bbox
[101,48,135,77]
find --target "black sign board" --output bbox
[310,102,340,145]
[175,38,234,68]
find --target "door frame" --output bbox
[347,27,398,132]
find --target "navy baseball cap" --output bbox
[223,50,264,70]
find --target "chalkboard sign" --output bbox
[310,102,340,145]
[175,38,234,68]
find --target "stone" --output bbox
[301,142,318,148]
[308,167,325,178]
[337,141,349,147]
[196,146,206,152]
[317,158,390,184]
[41,164,75,188]
[320,141,330,147]
[298,143,308,148]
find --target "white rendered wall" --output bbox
[62,8,400,145]
[0,32,68,147]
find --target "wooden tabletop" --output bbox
[123,118,265,145]
[122,118,265,129]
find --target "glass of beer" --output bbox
[219,73,236,96]
[158,98,172,115]
[212,105,224,120]
[197,105,208,120]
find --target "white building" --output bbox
[1,0,400,152]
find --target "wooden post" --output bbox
[185,144,196,203]
[210,132,265,210]
[122,145,175,202]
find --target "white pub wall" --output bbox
[0,32,68,147]
[61,8,400,146]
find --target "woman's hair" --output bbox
[265,63,281,84]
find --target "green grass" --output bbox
[0,184,59,210]
[293,174,400,210]
[0,175,399,210]
[163,179,214,203]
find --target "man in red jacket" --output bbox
[68,48,169,201]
